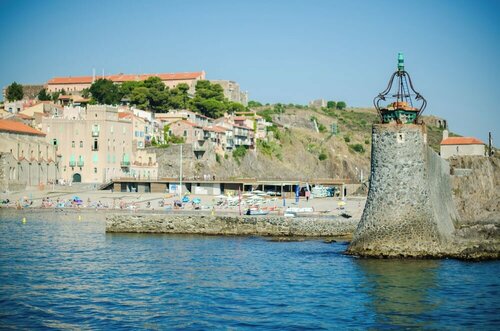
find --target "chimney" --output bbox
[442,129,449,140]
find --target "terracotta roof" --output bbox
[118,112,133,119]
[15,113,34,119]
[177,120,201,128]
[0,119,46,136]
[233,116,247,121]
[441,137,484,145]
[48,71,204,85]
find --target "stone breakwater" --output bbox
[105,214,358,237]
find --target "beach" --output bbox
[0,187,367,219]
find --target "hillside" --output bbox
[155,106,451,183]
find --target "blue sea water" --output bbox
[0,210,499,330]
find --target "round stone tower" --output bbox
[347,54,458,257]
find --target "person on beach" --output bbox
[305,190,311,202]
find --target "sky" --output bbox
[0,0,499,142]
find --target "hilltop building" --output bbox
[309,99,327,108]
[46,71,206,95]
[440,130,485,159]
[210,80,248,106]
[0,119,59,192]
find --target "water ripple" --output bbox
[1,210,499,329]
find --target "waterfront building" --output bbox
[0,119,59,192]
[440,131,485,159]
[41,105,157,184]
[46,71,206,95]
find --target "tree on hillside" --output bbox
[51,91,61,102]
[37,88,51,101]
[143,76,165,91]
[119,81,143,99]
[248,100,263,107]
[89,78,121,104]
[6,82,24,101]
[190,80,226,117]
[169,83,190,109]
[336,101,347,110]
[130,87,150,110]
[226,101,246,114]
[81,88,91,99]
[327,101,336,109]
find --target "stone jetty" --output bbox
[106,214,358,237]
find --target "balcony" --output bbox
[69,161,76,167]
[92,131,99,137]
[77,160,84,167]
[121,161,130,168]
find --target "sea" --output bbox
[1,210,499,330]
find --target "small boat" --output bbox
[246,208,269,216]
[340,212,352,219]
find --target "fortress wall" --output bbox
[347,124,456,257]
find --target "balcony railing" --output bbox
[121,161,130,167]
[77,161,84,167]
[69,161,76,167]
[92,131,99,137]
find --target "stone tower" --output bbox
[347,54,458,257]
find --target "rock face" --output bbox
[106,214,358,237]
[347,124,458,257]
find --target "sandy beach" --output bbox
[1,187,367,219]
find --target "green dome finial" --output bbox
[398,52,404,71]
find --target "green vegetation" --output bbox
[248,100,263,107]
[336,101,347,110]
[364,139,370,145]
[344,135,351,143]
[89,78,121,104]
[257,139,282,160]
[5,82,23,101]
[318,152,328,161]
[327,101,336,109]
[350,143,365,153]
[318,123,327,133]
[266,125,281,141]
[232,145,248,164]
[216,153,222,163]
[37,88,51,101]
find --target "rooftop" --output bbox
[440,137,485,145]
[48,71,204,85]
[0,119,46,136]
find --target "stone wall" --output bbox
[449,155,500,224]
[106,214,358,237]
[347,124,457,257]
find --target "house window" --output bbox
[53,139,58,146]
[72,141,75,148]
[94,167,98,174]
[79,141,83,148]
[183,130,187,137]
[93,138,98,151]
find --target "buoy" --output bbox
[22,217,26,223]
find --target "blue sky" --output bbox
[1,0,499,142]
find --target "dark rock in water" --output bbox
[268,237,305,242]
[323,239,337,244]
